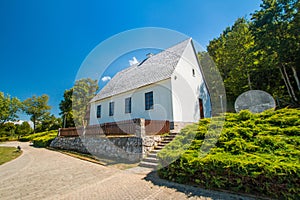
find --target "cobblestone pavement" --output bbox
[0,142,256,200]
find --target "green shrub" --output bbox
[32,132,57,147]
[158,108,300,199]
[19,130,57,142]
[0,137,9,142]
[19,130,58,147]
[238,110,253,120]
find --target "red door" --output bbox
[199,99,204,119]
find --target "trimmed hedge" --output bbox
[158,108,300,199]
[19,130,58,147]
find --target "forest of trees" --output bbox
[205,0,300,110]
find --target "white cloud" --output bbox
[101,76,111,82]
[129,57,139,66]
[10,120,34,128]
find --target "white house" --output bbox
[89,38,211,131]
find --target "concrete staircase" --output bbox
[139,132,177,169]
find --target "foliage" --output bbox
[158,108,300,199]
[22,94,51,133]
[206,0,300,110]
[70,78,99,127]
[15,121,33,138]
[32,131,58,147]
[0,146,22,165]
[251,0,300,104]
[59,88,75,128]
[0,121,33,141]
[19,130,57,147]
[0,122,16,141]
[19,130,56,142]
[0,92,22,125]
[35,113,61,132]
[206,18,256,110]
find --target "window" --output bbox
[192,69,195,77]
[109,102,114,116]
[125,97,131,113]
[145,91,154,110]
[96,105,101,118]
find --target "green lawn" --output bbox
[0,146,22,165]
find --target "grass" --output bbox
[0,146,22,165]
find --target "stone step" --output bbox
[154,145,164,150]
[151,149,161,153]
[147,153,157,158]
[143,157,158,163]
[139,161,158,168]
[139,133,179,169]
[160,140,172,144]
[164,133,177,137]
[170,130,179,134]
[163,135,176,140]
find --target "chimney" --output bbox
[146,53,154,58]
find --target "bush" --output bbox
[32,132,57,147]
[19,130,56,142]
[0,137,9,142]
[19,130,58,147]
[158,108,300,199]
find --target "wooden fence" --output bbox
[59,119,170,137]
[144,120,170,135]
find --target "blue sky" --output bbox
[0,0,262,119]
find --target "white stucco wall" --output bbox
[89,79,173,125]
[171,41,211,123]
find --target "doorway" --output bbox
[199,98,204,119]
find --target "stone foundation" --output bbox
[142,135,163,154]
[50,135,163,162]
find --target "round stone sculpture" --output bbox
[235,90,276,113]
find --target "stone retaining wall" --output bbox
[50,135,163,162]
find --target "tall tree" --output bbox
[251,0,300,104]
[59,88,75,128]
[207,0,300,109]
[60,78,98,127]
[36,112,61,132]
[23,94,51,133]
[207,18,257,110]
[15,121,32,138]
[0,122,16,137]
[0,92,21,125]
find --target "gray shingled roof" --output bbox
[91,38,191,102]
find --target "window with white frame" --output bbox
[109,102,114,116]
[125,97,131,113]
[96,105,101,118]
[145,91,154,110]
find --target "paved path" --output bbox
[0,142,256,200]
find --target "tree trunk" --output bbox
[291,66,300,92]
[279,66,293,99]
[282,64,298,102]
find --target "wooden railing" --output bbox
[59,119,170,137]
